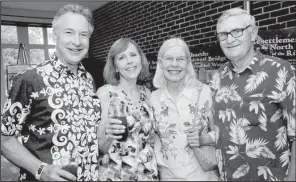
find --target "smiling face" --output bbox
[217,14,257,63]
[115,43,142,82]
[160,46,188,84]
[53,12,90,66]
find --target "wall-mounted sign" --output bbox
[146,28,295,86]
[190,43,227,83]
[255,27,296,68]
[146,43,228,84]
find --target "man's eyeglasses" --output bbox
[162,56,187,63]
[217,25,251,41]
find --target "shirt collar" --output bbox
[50,53,87,79]
[224,52,262,75]
[159,84,196,103]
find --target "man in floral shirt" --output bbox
[1,4,101,181]
[210,8,295,181]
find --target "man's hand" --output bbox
[41,164,76,181]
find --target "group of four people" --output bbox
[1,3,295,181]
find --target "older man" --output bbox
[210,8,295,181]
[1,4,101,181]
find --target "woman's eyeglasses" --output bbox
[162,56,187,63]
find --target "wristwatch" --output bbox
[35,162,48,181]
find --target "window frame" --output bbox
[1,22,55,65]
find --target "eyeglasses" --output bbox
[162,56,187,63]
[217,25,251,41]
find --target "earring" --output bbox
[115,71,120,80]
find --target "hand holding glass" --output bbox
[107,102,128,142]
[62,156,78,177]
[112,116,128,142]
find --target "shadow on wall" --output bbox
[81,58,106,90]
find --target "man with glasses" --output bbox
[210,8,295,181]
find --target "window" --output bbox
[1,25,19,68]
[1,25,18,44]
[29,27,44,44]
[2,48,18,67]
[1,24,55,65]
[27,26,55,64]
[1,23,55,92]
[47,27,54,45]
[30,49,45,64]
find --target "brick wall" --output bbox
[251,1,296,30]
[90,1,244,62]
[89,1,296,87]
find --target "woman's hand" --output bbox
[41,164,76,181]
[105,118,126,140]
[185,126,201,148]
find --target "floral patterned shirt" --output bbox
[210,53,296,181]
[1,54,101,181]
[98,85,158,181]
[150,81,217,181]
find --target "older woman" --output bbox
[96,38,158,181]
[150,37,218,181]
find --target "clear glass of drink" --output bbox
[62,154,78,177]
[112,101,128,142]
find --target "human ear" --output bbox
[53,29,58,43]
[251,26,259,42]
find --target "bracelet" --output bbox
[35,162,48,181]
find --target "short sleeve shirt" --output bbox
[1,54,101,181]
[210,53,296,181]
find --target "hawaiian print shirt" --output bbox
[210,53,296,181]
[98,85,158,181]
[150,81,217,181]
[1,54,101,181]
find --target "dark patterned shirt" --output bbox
[1,55,101,181]
[210,53,296,181]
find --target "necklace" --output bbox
[121,88,143,111]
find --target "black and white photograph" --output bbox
[1,0,295,181]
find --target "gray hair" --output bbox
[52,4,94,35]
[153,37,197,89]
[217,8,256,31]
